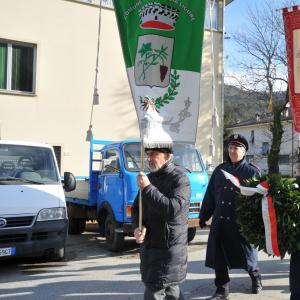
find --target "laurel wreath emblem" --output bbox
[139,70,180,111]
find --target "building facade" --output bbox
[0,0,230,176]
[227,113,300,176]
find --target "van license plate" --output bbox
[0,247,16,257]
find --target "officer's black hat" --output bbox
[228,134,248,151]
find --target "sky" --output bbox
[224,0,300,87]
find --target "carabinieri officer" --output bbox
[199,134,262,300]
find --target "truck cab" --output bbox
[66,139,208,251]
[0,140,75,261]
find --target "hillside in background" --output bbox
[224,85,269,126]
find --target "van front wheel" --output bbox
[104,213,124,252]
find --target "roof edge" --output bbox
[225,0,234,6]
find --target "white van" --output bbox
[0,140,75,261]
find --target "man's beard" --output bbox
[148,164,160,172]
[148,159,170,172]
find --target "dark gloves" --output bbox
[199,219,207,229]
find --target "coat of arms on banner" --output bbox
[139,2,179,31]
[134,35,174,88]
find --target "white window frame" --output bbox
[261,142,270,156]
[279,154,290,165]
[101,0,113,9]
[205,0,219,31]
[0,40,37,94]
[83,0,113,9]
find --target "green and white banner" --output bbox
[113,0,206,146]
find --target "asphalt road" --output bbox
[0,224,291,299]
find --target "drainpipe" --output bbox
[221,0,226,163]
[208,0,216,172]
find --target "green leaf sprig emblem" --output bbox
[139,70,180,112]
[138,43,168,81]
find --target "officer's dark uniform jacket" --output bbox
[199,157,260,271]
[132,160,191,289]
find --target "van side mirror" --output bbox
[63,172,76,192]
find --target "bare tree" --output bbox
[226,0,294,174]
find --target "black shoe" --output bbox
[251,275,262,294]
[207,293,229,300]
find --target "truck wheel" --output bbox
[68,218,86,234]
[105,213,124,252]
[188,227,197,243]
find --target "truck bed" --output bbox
[65,179,89,200]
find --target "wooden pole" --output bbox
[139,141,145,230]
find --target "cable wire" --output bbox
[86,0,102,141]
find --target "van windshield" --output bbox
[123,142,204,173]
[0,144,59,184]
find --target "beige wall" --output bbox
[0,0,224,176]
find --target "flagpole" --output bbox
[139,141,145,230]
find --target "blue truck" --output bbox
[65,138,208,251]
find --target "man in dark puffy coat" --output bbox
[290,177,300,300]
[132,146,191,300]
[199,134,262,300]
[290,250,300,300]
